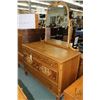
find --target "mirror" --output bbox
[71,11,83,52]
[44,1,74,48]
[45,1,83,50]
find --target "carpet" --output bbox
[18,79,34,100]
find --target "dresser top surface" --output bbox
[23,41,80,63]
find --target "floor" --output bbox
[18,65,59,100]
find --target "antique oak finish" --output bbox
[18,29,45,65]
[18,86,27,100]
[64,76,83,100]
[22,41,80,100]
[18,30,24,65]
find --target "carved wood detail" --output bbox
[22,41,81,99]
[23,47,58,83]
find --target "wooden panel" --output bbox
[18,29,45,43]
[23,29,45,43]
[18,30,24,53]
[64,76,83,100]
[18,30,24,65]
[61,55,80,92]
[18,29,45,65]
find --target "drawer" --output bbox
[31,50,58,70]
[23,47,59,84]
[23,46,58,70]
[24,60,58,83]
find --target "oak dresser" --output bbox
[22,41,80,100]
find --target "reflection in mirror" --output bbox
[45,4,68,42]
[71,10,83,52]
[45,1,83,51]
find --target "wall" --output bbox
[17,14,36,29]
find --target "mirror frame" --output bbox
[45,1,72,47]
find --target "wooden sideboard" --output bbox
[64,76,83,100]
[18,29,45,65]
[18,86,27,100]
[22,41,80,100]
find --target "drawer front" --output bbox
[32,58,58,83]
[23,46,58,70]
[24,58,58,84]
[31,50,58,70]
[23,46,59,83]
